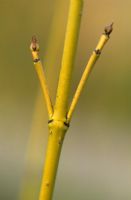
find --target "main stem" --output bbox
[39,0,83,200]
[39,120,68,200]
[53,0,83,121]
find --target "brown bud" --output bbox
[30,35,39,51]
[104,22,113,36]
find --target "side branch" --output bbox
[67,23,113,121]
[30,36,53,119]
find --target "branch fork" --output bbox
[30,23,113,122]
[30,1,113,199]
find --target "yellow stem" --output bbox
[39,120,68,200]
[38,0,83,200]
[53,0,83,121]
[30,42,53,119]
[67,24,113,121]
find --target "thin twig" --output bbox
[67,23,113,121]
[30,36,53,119]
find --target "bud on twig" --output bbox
[104,22,113,36]
[30,35,39,51]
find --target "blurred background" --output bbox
[0,0,131,199]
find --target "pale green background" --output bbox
[0,0,131,199]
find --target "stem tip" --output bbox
[30,35,39,51]
[104,22,113,36]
